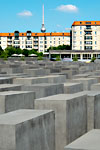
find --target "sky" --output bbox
[0,0,100,33]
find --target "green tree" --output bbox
[15,48,22,54]
[73,55,78,61]
[47,44,71,52]
[22,49,29,57]
[91,56,96,62]
[5,46,16,57]
[0,46,3,56]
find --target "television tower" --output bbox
[41,4,46,33]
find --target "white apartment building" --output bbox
[71,21,100,50]
[0,31,70,54]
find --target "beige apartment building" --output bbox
[0,31,70,54]
[71,21,100,51]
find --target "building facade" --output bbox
[0,31,70,54]
[71,21,100,50]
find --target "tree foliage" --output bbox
[0,46,43,58]
[47,44,71,52]
[73,55,78,61]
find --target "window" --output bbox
[86,25,91,29]
[73,36,76,39]
[84,46,92,50]
[74,31,76,34]
[40,37,43,40]
[80,46,82,50]
[95,41,97,45]
[80,31,82,35]
[44,37,47,40]
[85,36,92,40]
[85,31,92,35]
[80,41,82,45]
[86,22,91,25]
[80,26,82,30]
[27,37,31,40]
[85,41,92,45]
[95,31,97,35]
[26,41,32,44]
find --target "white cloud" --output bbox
[17,10,33,17]
[56,5,78,13]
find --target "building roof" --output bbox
[0,32,70,37]
[72,21,100,26]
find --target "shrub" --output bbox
[91,56,96,62]
[73,55,78,61]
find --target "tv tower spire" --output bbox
[41,4,46,33]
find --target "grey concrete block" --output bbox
[0,91,35,114]
[0,77,13,84]
[89,75,100,83]
[86,91,100,131]
[91,83,100,91]
[22,83,64,99]
[64,129,100,150]
[24,68,50,76]
[1,67,23,74]
[13,75,66,85]
[0,84,22,92]
[72,78,98,90]
[64,82,83,94]
[73,91,100,131]
[73,73,91,79]
[35,93,87,150]
[0,109,55,150]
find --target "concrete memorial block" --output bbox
[24,68,50,76]
[74,91,100,131]
[0,84,22,92]
[0,77,13,84]
[91,83,100,90]
[0,91,35,114]
[13,75,66,85]
[35,93,87,150]
[73,73,91,79]
[86,91,100,131]
[1,67,23,74]
[89,75,100,83]
[64,129,100,150]
[22,83,64,99]
[72,78,98,90]
[0,73,28,78]
[64,82,83,94]
[0,109,55,150]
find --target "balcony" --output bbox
[34,38,38,41]
[7,39,12,42]
[84,28,92,31]
[85,30,92,35]
[84,41,92,45]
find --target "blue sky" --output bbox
[0,0,100,33]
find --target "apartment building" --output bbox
[71,21,100,50]
[0,31,70,54]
